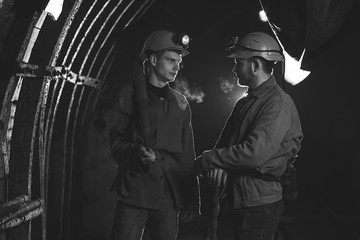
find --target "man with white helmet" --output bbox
[109,30,199,240]
[193,32,303,240]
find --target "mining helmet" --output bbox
[140,30,190,60]
[226,32,285,61]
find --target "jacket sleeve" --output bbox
[179,103,201,215]
[198,99,292,171]
[180,103,196,171]
[109,86,146,172]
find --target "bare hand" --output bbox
[179,211,194,223]
[138,145,156,164]
[206,168,228,188]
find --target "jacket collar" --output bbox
[146,81,175,102]
[248,76,276,98]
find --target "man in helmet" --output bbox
[109,29,200,240]
[193,32,303,240]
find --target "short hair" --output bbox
[248,56,276,74]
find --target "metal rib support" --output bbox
[0,198,43,230]
[50,0,84,65]
[61,0,98,65]
[81,40,115,128]
[73,0,137,201]
[68,0,111,69]
[60,80,79,239]
[36,1,83,239]
[0,207,43,231]
[88,0,141,76]
[123,0,156,30]
[58,1,106,239]
[90,41,116,114]
[28,75,50,240]
[89,0,155,111]
[0,198,42,225]
[89,0,153,76]
[79,0,125,74]
[0,11,41,199]
[36,3,84,239]
[1,11,46,240]
[0,195,30,209]
[63,83,84,236]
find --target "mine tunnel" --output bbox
[0,0,359,239]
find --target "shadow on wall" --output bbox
[83,110,117,240]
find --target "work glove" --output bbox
[206,168,228,188]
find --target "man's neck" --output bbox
[148,72,168,88]
[250,73,272,90]
[147,80,168,99]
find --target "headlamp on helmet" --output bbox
[174,33,191,50]
[140,30,190,60]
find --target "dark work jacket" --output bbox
[109,77,200,214]
[194,76,303,208]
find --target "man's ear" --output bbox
[251,59,260,73]
[149,54,157,67]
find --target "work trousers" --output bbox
[111,196,178,240]
[230,200,284,240]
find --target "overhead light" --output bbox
[259,10,268,22]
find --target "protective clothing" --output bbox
[140,30,189,59]
[193,76,303,208]
[227,32,284,61]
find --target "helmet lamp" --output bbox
[180,34,190,49]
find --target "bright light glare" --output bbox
[259,10,268,22]
[45,0,64,21]
[219,77,236,93]
[284,49,311,85]
[182,35,190,45]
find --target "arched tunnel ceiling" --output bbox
[1,0,356,82]
[1,0,356,168]
[0,0,356,156]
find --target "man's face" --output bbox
[153,50,182,83]
[232,57,252,87]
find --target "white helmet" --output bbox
[226,32,284,61]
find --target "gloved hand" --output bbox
[206,168,228,188]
